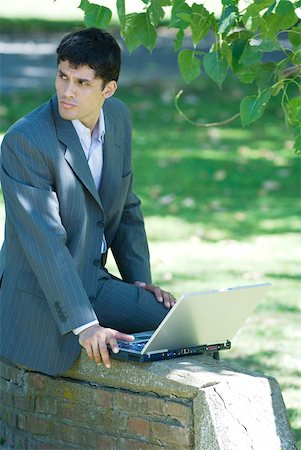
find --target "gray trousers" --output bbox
[92,275,169,333]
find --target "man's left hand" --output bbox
[134,281,176,309]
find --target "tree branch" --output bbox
[174,90,240,127]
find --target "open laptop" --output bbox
[110,282,271,362]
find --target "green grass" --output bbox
[1,78,300,446]
[0,17,84,34]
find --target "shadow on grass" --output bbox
[286,409,301,445]
[266,273,301,281]
[1,80,300,242]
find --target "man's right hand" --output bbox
[78,324,134,368]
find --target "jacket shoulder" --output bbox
[3,99,54,140]
[105,97,131,120]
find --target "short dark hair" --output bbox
[56,27,121,83]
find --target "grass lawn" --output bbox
[1,76,300,446]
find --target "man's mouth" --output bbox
[60,100,77,109]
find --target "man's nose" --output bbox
[63,81,76,97]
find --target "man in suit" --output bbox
[0,28,175,376]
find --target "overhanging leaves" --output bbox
[240,89,272,126]
[116,0,126,30]
[148,0,170,27]
[261,0,299,37]
[178,49,201,83]
[170,0,191,29]
[122,13,157,52]
[81,3,112,29]
[218,5,238,35]
[71,0,300,152]
[189,4,212,46]
[203,51,228,88]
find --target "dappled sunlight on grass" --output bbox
[1,78,300,445]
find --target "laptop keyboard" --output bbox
[118,340,148,351]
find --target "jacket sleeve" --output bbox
[111,174,152,284]
[109,102,152,284]
[0,130,98,335]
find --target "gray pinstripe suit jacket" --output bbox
[0,95,151,375]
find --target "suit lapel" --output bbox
[99,100,122,213]
[51,96,102,209]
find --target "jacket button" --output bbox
[94,259,102,266]
[97,221,104,227]
[89,296,96,303]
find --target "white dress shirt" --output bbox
[71,110,105,335]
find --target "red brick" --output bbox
[0,360,24,386]
[26,372,48,391]
[92,388,113,408]
[95,434,121,449]
[113,391,166,417]
[12,432,28,449]
[127,417,150,437]
[117,438,163,450]
[150,421,194,447]
[14,393,35,412]
[95,410,127,433]
[21,414,53,435]
[55,423,96,446]
[27,438,59,450]
[35,395,58,415]
[165,400,193,426]
[56,400,82,422]
[0,380,14,407]
[0,405,17,428]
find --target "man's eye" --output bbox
[79,81,88,86]
[60,74,67,80]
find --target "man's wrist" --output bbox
[73,320,99,335]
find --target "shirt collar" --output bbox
[72,109,105,144]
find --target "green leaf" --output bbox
[178,49,201,83]
[117,0,125,29]
[218,5,238,35]
[240,89,272,126]
[226,29,253,43]
[231,38,249,72]
[78,0,89,11]
[203,51,228,88]
[288,24,301,48]
[174,29,184,51]
[189,4,211,46]
[148,0,165,27]
[222,0,238,5]
[261,1,299,37]
[293,128,301,154]
[84,3,112,28]
[253,38,281,52]
[220,40,232,66]
[256,62,276,89]
[170,0,191,29]
[239,43,262,65]
[242,1,275,31]
[123,13,157,53]
[287,97,301,126]
[271,80,284,96]
[237,65,258,84]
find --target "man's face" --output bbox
[55,60,105,131]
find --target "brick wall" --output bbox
[0,352,297,450]
[0,357,194,449]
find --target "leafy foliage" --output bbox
[64,0,301,152]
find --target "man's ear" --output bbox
[102,81,117,98]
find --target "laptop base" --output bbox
[111,340,231,363]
